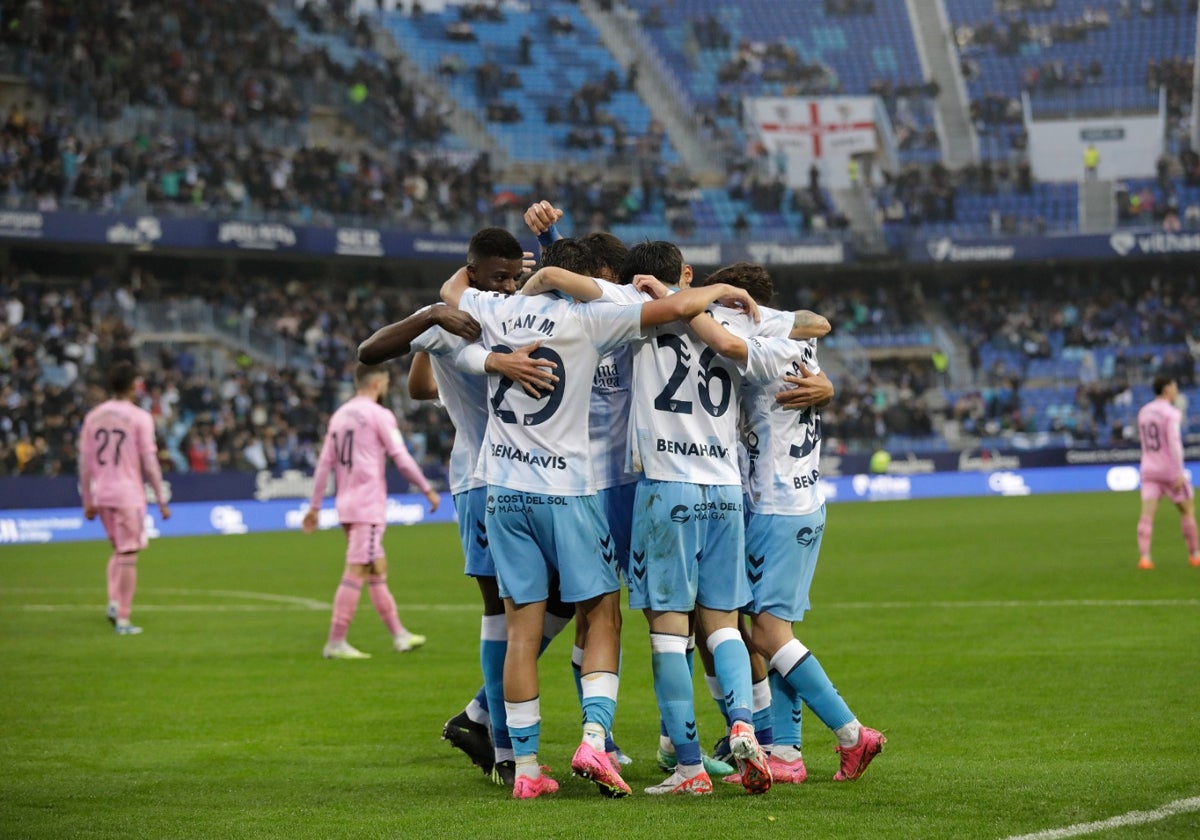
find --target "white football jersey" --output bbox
[459,288,643,495]
[411,311,489,496]
[739,335,825,515]
[590,279,642,489]
[627,305,746,486]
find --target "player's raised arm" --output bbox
[520,265,603,301]
[359,302,481,365]
[439,266,472,308]
[524,199,565,248]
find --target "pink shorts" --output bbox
[1141,477,1194,504]
[343,522,386,566]
[99,506,148,554]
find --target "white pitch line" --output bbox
[827,598,1200,609]
[1001,796,1200,840]
[2,592,1199,613]
[20,604,321,612]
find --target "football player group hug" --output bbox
[357,201,885,798]
[81,201,884,799]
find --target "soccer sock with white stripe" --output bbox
[651,633,702,767]
[752,677,774,749]
[580,671,619,744]
[708,626,754,726]
[769,667,803,750]
[771,639,855,737]
[481,614,511,757]
[505,697,541,776]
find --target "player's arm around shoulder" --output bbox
[408,352,439,401]
[520,266,603,301]
[790,309,831,339]
[690,311,749,364]
[358,303,481,365]
[776,343,834,410]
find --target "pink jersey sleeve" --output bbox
[380,409,432,494]
[309,427,336,511]
[139,411,166,505]
[78,411,96,509]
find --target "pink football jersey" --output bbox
[79,399,164,509]
[1137,398,1184,483]
[309,395,431,523]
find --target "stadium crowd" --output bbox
[1,256,970,478]
[0,268,452,482]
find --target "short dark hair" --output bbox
[468,227,523,264]
[109,361,139,395]
[1153,374,1176,396]
[619,240,683,286]
[582,232,628,279]
[541,237,602,275]
[697,262,774,306]
[354,363,388,388]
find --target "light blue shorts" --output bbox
[599,482,636,579]
[628,480,749,613]
[454,487,494,578]
[745,506,825,622]
[485,485,620,606]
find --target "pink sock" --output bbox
[1137,515,1153,556]
[329,577,363,644]
[369,575,404,637]
[106,554,120,604]
[116,554,138,621]
[1181,517,1198,555]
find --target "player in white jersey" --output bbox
[688,266,886,785]
[528,236,639,767]
[358,227,566,786]
[442,262,760,799]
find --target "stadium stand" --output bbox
[0,0,1198,480]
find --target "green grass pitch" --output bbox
[2,492,1199,839]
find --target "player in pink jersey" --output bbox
[78,362,171,636]
[303,363,440,659]
[1135,375,1200,570]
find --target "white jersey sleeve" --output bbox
[756,304,795,339]
[411,316,490,495]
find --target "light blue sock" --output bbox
[506,698,541,759]
[581,674,618,734]
[709,628,753,726]
[774,640,854,731]
[752,678,774,748]
[480,617,510,750]
[472,685,488,715]
[769,668,803,748]
[651,635,702,766]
